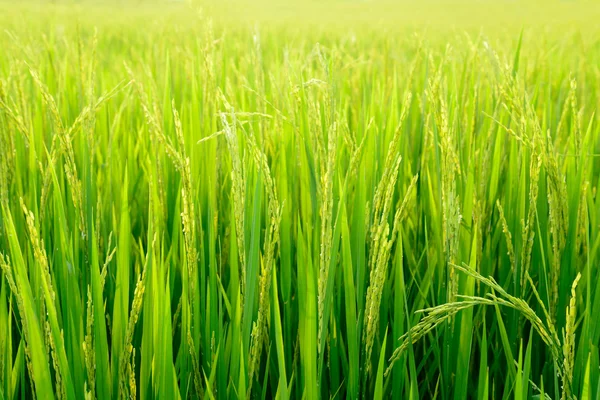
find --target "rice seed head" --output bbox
[172,102,198,296]
[118,266,147,400]
[520,153,542,288]
[20,198,56,303]
[245,128,283,396]
[83,286,96,399]
[1,252,36,396]
[496,200,516,273]
[187,331,203,398]
[561,273,581,400]
[45,320,65,399]
[219,107,247,303]
[27,64,65,134]
[363,175,418,375]
[317,120,338,351]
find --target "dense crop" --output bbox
[1,2,600,399]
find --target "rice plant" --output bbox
[1,1,600,399]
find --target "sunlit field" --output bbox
[1,1,600,399]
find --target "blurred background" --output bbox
[1,0,599,32]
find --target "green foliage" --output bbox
[0,2,599,399]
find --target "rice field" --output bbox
[1,1,600,399]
